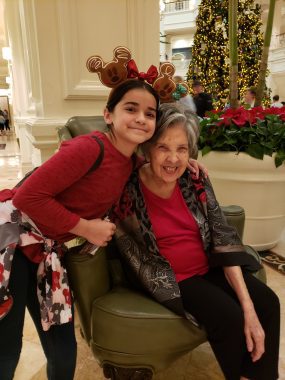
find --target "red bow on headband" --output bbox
[127,59,158,84]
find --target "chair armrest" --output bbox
[65,247,110,343]
[244,245,267,283]
[221,206,265,282]
[221,205,245,240]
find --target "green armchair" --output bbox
[58,117,266,380]
[57,115,107,141]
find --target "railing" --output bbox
[171,58,191,73]
[164,0,192,13]
[271,33,285,49]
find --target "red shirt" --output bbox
[140,180,209,282]
[12,131,133,242]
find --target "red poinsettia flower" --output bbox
[273,106,285,121]
[220,107,249,127]
[248,107,265,124]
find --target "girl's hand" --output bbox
[70,218,116,246]
[243,305,265,362]
[188,158,208,178]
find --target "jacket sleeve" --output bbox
[203,177,262,271]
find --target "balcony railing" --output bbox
[164,0,192,13]
[171,58,191,76]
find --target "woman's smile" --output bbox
[162,165,178,174]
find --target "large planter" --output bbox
[198,151,285,251]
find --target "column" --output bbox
[4,0,159,165]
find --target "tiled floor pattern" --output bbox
[1,134,284,379]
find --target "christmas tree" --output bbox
[187,0,265,108]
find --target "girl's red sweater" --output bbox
[12,131,133,242]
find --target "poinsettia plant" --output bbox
[199,106,285,167]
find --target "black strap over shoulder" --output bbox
[14,135,104,188]
[14,167,38,188]
[88,135,104,174]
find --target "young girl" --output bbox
[0,78,160,380]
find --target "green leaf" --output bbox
[246,144,264,160]
[201,146,212,156]
[275,151,285,168]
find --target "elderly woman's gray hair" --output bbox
[141,103,200,159]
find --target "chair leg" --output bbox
[103,364,153,380]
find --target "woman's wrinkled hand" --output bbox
[188,158,208,178]
[243,306,265,362]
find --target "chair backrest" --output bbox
[57,115,106,142]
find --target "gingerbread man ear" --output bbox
[153,63,177,103]
[86,55,104,73]
[113,46,132,64]
[86,46,132,88]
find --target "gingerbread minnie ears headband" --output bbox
[86,46,188,103]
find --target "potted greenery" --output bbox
[198,106,285,251]
[199,106,285,167]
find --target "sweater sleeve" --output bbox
[12,135,102,234]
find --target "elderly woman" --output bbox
[114,103,280,380]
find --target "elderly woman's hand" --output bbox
[223,265,265,363]
[243,305,265,362]
[188,158,208,178]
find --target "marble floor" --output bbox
[1,134,284,380]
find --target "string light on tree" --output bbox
[187,0,270,108]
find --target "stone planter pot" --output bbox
[198,151,285,251]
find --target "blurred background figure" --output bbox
[243,87,257,109]
[0,108,5,135]
[173,76,197,114]
[271,95,283,108]
[192,80,213,118]
[3,109,10,133]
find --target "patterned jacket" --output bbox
[114,169,261,323]
[0,200,72,330]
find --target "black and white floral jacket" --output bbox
[113,169,261,323]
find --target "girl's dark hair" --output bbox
[106,79,160,113]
